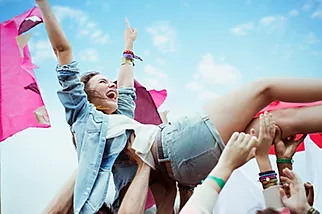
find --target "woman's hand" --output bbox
[218,132,258,172]
[280,168,311,214]
[255,111,276,157]
[274,127,307,159]
[254,111,276,171]
[124,18,137,50]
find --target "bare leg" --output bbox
[204,78,322,144]
[245,105,322,138]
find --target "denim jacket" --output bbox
[56,61,137,214]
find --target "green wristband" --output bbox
[276,158,293,164]
[203,175,225,189]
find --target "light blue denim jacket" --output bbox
[56,61,137,214]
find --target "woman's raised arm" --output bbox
[36,0,72,65]
[117,18,137,88]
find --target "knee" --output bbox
[249,78,275,102]
[272,108,299,136]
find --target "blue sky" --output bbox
[0,0,322,213]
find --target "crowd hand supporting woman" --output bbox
[253,111,276,172]
[179,132,258,214]
[272,126,315,205]
[280,168,315,214]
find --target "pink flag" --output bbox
[149,89,167,109]
[0,6,50,142]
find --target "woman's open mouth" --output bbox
[106,90,117,100]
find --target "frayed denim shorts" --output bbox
[160,112,225,186]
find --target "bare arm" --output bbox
[180,132,258,214]
[118,163,151,214]
[36,0,72,65]
[43,169,77,214]
[117,18,136,88]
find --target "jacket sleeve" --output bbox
[56,61,90,125]
[115,87,136,119]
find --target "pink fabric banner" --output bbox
[0,6,50,142]
[149,89,167,109]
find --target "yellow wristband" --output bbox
[121,57,134,66]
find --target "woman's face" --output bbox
[87,74,118,114]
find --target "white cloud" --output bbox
[289,9,299,16]
[146,22,177,53]
[53,6,110,45]
[259,16,286,25]
[144,64,168,79]
[29,39,56,63]
[258,16,287,33]
[78,48,99,62]
[141,64,168,90]
[197,53,241,85]
[231,22,254,36]
[185,53,241,103]
[183,1,190,7]
[307,32,320,44]
[312,10,322,18]
[302,3,312,11]
[185,81,218,102]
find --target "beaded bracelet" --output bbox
[123,50,143,61]
[259,170,276,176]
[259,170,278,189]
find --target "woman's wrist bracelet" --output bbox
[202,175,225,189]
[276,158,293,164]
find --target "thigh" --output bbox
[204,80,271,144]
[162,113,224,186]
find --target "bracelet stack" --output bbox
[122,50,143,66]
[259,170,278,189]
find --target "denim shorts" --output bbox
[160,113,225,186]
